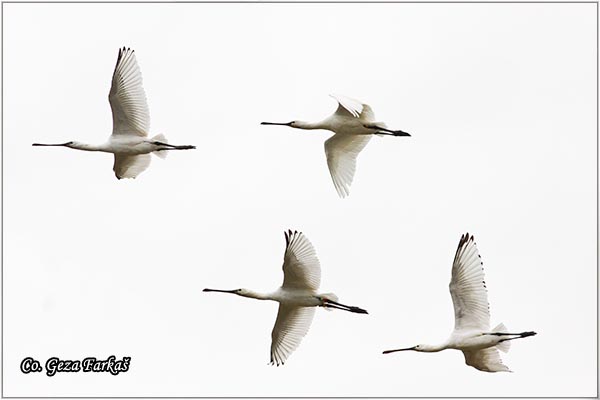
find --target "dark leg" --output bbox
[363,124,411,137]
[153,141,196,150]
[322,299,368,314]
[490,331,537,343]
[489,331,536,337]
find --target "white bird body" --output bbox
[261,94,411,198]
[383,233,536,373]
[203,230,367,366]
[33,47,195,179]
[63,135,160,155]
[262,288,322,307]
[292,114,382,136]
[445,329,508,351]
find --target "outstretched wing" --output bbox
[449,233,491,331]
[113,154,151,179]
[324,133,371,198]
[109,47,150,137]
[462,347,511,373]
[281,230,321,290]
[330,94,375,122]
[270,305,315,366]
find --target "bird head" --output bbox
[203,288,253,297]
[382,345,422,354]
[32,141,76,148]
[260,121,294,128]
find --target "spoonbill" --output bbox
[203,229,368,366]
[261,94,411,198]
[33,47,195,179]
[382,233,536,372]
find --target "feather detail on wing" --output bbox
[330,94,375,122]
[462,347,511,372]
[449,233,491,331]
[281,230,321,291]
[324,133,371,198]
[109,47,150,137]
[270,305,315,366]
[113,154,151,179]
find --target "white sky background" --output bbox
[2,2,597,397]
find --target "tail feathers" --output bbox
[493,323,511,352]
[152,134,168,159]
[492,322,507,332]
[320,293,339,311]
[496,340,510,353]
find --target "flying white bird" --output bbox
[261,94,411,198]
[383,233,536,372]
[203,229,368,366]
[33,47,195,179]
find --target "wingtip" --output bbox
[285,229,295,245]
[460,232,475,246]
[269,359,283,367]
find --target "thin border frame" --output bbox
[1,1,597,398]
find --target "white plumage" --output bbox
[203,230,368,366]
[109,47,150,137]
[261,94,411,198]
[33,47,195,179]
[450,232,491,331]
[383,233,536,373]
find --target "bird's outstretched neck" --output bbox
[383,342,447,354]
[32,141,107,152]
[261,120,326,130]
[293,120,326,130]
[203,288,272,301]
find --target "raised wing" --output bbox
[109,47,150,137]
[270,305,315,366]
[462,347,511,373]
[113,154,151,179]
[282,230,320,290]
[324,133,371,198]
[330,94,375,122]
[449,233,491,331]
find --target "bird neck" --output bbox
[69,142,108,152]
[294,120,327,130]
[239,290,272,301]
[418,343,448,353]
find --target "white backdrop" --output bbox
[3,2,597,397]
